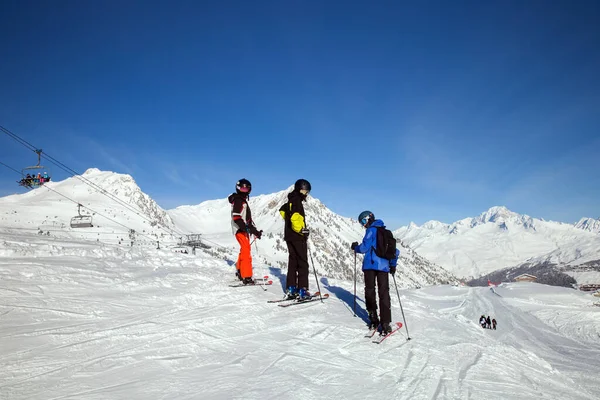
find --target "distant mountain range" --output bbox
[394,206,600,284]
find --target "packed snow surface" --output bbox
[1,233,599,399]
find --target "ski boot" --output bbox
[284,286,297,300]
[368,311,380,330]
[297,287,311,300]
[381,323,393,335]
[242,277,255,285]
[235,270,242,281]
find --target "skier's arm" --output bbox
[355,228,375,254]
[231,198,247,231]
[390,249,400,267]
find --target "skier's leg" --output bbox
[376,271,392,325]
[364,270,378,326]
[295,240,310,290]
[286,240,299,288]
[236,232,252,279]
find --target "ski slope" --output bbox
[1,232,600,400]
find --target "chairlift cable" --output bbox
[1,125,185,239]
[0,160,26,175]
[0,159,163,244]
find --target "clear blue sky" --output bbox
[1,0,599,228]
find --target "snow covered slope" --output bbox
[395,206,600,279]
[0,170,454,288]
[0,168,178,247]
[168,187,456,288]
[1,232,599,399]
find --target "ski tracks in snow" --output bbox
[1,247,600,399]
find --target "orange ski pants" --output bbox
[235,232,253,279]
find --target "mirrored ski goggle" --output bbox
[360,217,369,226]
[300,189,310,195]
[238,186,251,193]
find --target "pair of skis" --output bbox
[228,275,273,288]
[365,322,404,344]
[267,292,330,307]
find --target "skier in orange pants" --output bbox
[228,179,262,285]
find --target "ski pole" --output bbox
[252,237,267,292]
[307,241,323,302]
[353,252,357,317]
[392,274,411,340]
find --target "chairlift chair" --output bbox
[18,149,52,189]
[70,203,93,228]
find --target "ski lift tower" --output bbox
[184,234,208,250]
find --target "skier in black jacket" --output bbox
[279,179,311,300]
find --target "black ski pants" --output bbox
[286,240,309,289]
[364,269,391,325]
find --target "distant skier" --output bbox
[228,179,262,285]
[279,179,312,300]
[486,315,492,329]
[351,211,399,335]
[479,315,486,328]
[492,318,497,330]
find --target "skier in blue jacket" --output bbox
[351,211,399,335]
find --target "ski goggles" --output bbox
[238,185,251,193]
[300,189,310,195]
[360,217,370,226]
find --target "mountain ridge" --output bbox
[395,205,600,280]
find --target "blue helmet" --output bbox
[358,211,374,227]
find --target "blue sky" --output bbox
[1,0,598,229]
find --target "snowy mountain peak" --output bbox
[0,168,174,235]
[83,167,101,175]
[422,220,448,230]
[168,188,456,287]
[395,206,600,279]
[575,217,600,234]
[474,206,519,224]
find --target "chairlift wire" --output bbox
[0,160,26,175]
[1,125,186,240]
[0,159,165,245]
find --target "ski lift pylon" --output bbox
[70,203,93,228]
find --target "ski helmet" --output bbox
[294,179,311,193]
[236,178,252,195]
[358,211,374,227]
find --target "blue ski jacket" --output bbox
[354,219,400,272]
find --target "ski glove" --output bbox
[300,228,310,238]
[248,225,261,238]
[351,242,358,251]
[389,266,396,275]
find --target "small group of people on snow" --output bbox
[480,315,497,330]
[228,178,400,335]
